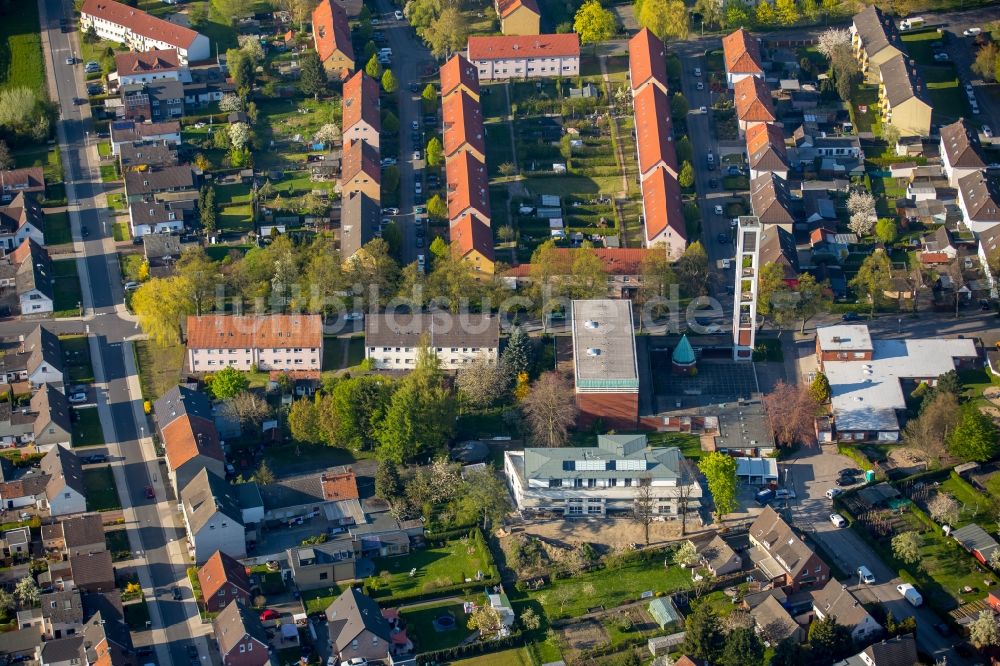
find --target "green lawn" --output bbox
[523,175,620,197]
[901,28,944,66]
[939,473,996,532]
[84,466,121,512]
[401,599,478,653]
[97,141,111,159]
[369,537,496,600]
[0,0,44,94]
[219,204,252,232]
[106,529,131,561]
[528,558,691,620]
[321,336,366,371]
[72,407,105,447]
[60,335,95,383]
[99,165,119,183]
[52,259,83,318]
[453,648,533,665]
[851,85,880,134]
[134,340,185,401]
[112,222,130,242]
[301,586,342,615]
[122,599,150,631]
[44,211,71,245]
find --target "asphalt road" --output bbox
[38,1,203,663]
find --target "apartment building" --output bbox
[312,0,355,77]
[851,5,904,83]
[466,34,580,80]
[495,0,541,35]
[450,213,495,277]
[342,72,381,149]
[80,0,210,64]
[503,247,660,299]
[504,434,702,517]
[722,28,763,88]
[878,54,931,137]
[339,191,382,262]
[114,48,189,86]
[185,314,324,373]
[628,28,668,95]
[445,150,491,224]
[442,90,486,161]
[640,166,686,260]
[364,312,499,370]
[340,139,381,202]
[440,54,481,101]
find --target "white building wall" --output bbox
[365,345,499,371]
[472,55,579,81]
[344,123,380,150]
[48,488,86,517]
[80,13,210,64]
[190,517,245,564]
[188,346,322,372]
[19,290,53,315]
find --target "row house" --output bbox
[628,28,667,96]
[108,119,181,155]
[446,149,491,224]
[442,89,486,162]
[113,48,190,87]
[878,54,932,137]
[722,28,763,88]
[123,165,195,203]
[440,54,481,102]
[851,5,904,83]
[751,172,796,227]
[41,514,105,560]
[495,0,541,35]
[121,79,185,122]
[118,140,180,172]
[80,0,210,63]
[340,139,381,203]
[154,385,225,495]
[342,72,381,149]
[127,199,192,237]
[466,33,580,80]
[940,118,986,187]
[746,122,789,180]
[339,191,382,263]
[734,74,775,136]
[185,314,324,373]
[313,0,355,78]
[450,213,495,277]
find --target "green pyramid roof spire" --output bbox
[672,334,695,365]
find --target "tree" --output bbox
[0,140,12,171]
[948,404,1000,462]
[927,492,960,524]
[254,460,275,486]
[723,0,751,28]
[762,380,819,447]
[574,0,617,47]
[382,165,400,194]
[132,276,195,345]
[755,0,777,25]
[219,93,243,113]
[228,122,251,151]
[633,477,655,545]
[698,453,737,520]
[973,42,999,81]
[298,51,327,98]
[464,466,513,528]
[817,27,851,58]
[14,575,38,608]
[679,160,695,188]
[377,348,455,462]
[875,217,897,244]
[971,610,1000,648]
[422,83,439,110]
[427,193,448,220]
[498,162,517,177]
[693,0,722,28]
[881,122,901,149]
[891,530,921,564]
[568,243,608,299]
[775,0,799,24]
[849,249,891,316]
[634,0,689,40]
[681,602,723,662]
[467,605,503,638]
[519,607,541,631]
[382,110,400,134]
[770,638,805,666]
[675,241,709,297]
[847,191,877,236]
[375,459,403,501]
[288,396,322,443]
[903,386,959,465]
[675,136,693,164]
[670,92,689,121]
[207,367,250,400]
[0,587,13,615]
[226,48,255,92]
[222,391,271,430]
[175,247,218,316]
[314,123,341,147]
[324,375,394,451]
[809,372,831,404]
[793,272,831,333]
[198,185,217,237]
[365,53,383,79]
[721,628,763,666]
[521,372,577,447]
[807,616,853,660]
[381,69,398,94]
[424,7,467,58]
[426,137,444,167]
[801,0,820,21]
[457,360,512,408]
[502,326,533,376]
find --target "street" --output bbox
[37,0,208,663]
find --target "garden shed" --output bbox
[648,597,682,630]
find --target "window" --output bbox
[352,640,359,649]
[573,479,582,488]
[587,479,596,488]
[548,479,561,488]
[319,572,328,580]
[240,645,246,653]
[624,478,632,487]
[609,479,617,487]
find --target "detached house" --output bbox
[0,167,45,202]
[940,118,987,187]
[722,28,763,88]
[495,0,541,35]
[213,600,269,666]
[114,48,188,86]
[326,587,392,665]
[313,0,355,77]
[748,506,829,591]
[0,193,45,251]
[958,170,1000,233]
[734,75,775,136]
[851,5,904,83]
[198,550,253,614]
[440,54,481,101]
[154,385,225,494]
[628,29,668,96]
[185,314,324,373]
[340,140,381,202]
[878,54,931,137]
[41,513,105,559]
[41,445,87,516]
[811,579,881,641]
[12,239,53,315]
[342,72,381,149]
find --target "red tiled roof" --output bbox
[312,0,354,65]
[734,75,775,123]
[341,139,381,184]
[628,28,668,93]
[467,33,580,61]
[342,71,380,134]
[504,248,660,278]
[81,0,201,49]
[162,413,223,472]
[440,54,480,99]
[722,28,763,76]
[496,0,540,19]
[633,84,677,178]
[641,166,686,245]
[451,213,495,263]
[198,551,252,603]
[322,470,359,501]
[746,122,788,170]
[443,90,486,158]
[919,251,950,264]
[114,49,181,75]
[186,315,324,350]
[446,151,491,222]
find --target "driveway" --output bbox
[782,445,971,664]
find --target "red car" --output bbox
[259,609,280,622]
[144,486,154,499]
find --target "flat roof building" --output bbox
[571,299,639,429]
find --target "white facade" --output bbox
[28,364,64,389]
[365,343,498,370]
[110,129,181,155]
[19,290,53,316]
[128,205,184,237]
[80,10,210,64]
[0,222,43,253]
[471,55,579,81]
[343,121,379,150]
[183,509,246,564]
[940,136,982,188]
[46,485,86,517]
[188,346,323,372]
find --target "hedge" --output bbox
[415,631,525,664]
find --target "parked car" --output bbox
[708,178,719,189]
[836,476,855,487]
[775,489,796,500]
[382,207,399,215]
[933,52,950,61]
[144,486,155,499]
[694,67,702,76]
[412,150,422,161]
[380,157,397,167]
[839,468,861,477]
[755,489,775,505]
[841,312,861,321]
[81,454,107,464]
[172,587,182,601]
[857,565,876,584]
[411,120,419,131]
[65,57,74,65]
[965,27,983,36]
[68,392,87,403]
[341,658,369,666]
[897,583,923,606]
[825,487,843,499]
[984,125,994,139]
[714,205,724,215]
[696,82,704,90]
[260,609,280,622]
[699,105,708,114]
[344,312,364,321]
[830,514,847,528]
[394,9,404,20]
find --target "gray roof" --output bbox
[852,5,903,59]
[23,325,63,377]
[123,165,194,196]
[154,384,213,432]
[340,191,381,259]
[59,513,106,549]
[39,635,83,663]
[325,587,391,652]
[15,239,52,302]
[142,232,182,259]
[571,299,638,390]
[923,225,953,253]
[83,609,134,660]
[70,550,115,590]
[0,192,45,236]
[213,600,268,656]
[32,384,72,439]
[128,198,193,226]
[940,119,986,169]
[39,588,84,625]
[364,312,499,350]
[751,594,800,643]
[259,472,327,511]
[958,170,1000,223]
[118,141,180,170]
[41,444,85,498]
[749,506,817,576]
[759,225,798,278]
[812,579,876,629]
[181,468,244,534]
[0,627,41,655]
[879,55,930,109]
[751,173,795,226]
[518,435,683,481]
[690,533,740,572]
[109,119,181,145]
[861,634,917,666]
[147,78,185,101]
[952,523,1000,558]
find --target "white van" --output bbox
[899,16,924,30]
[857,565,876,584]
[896,583,923,606]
